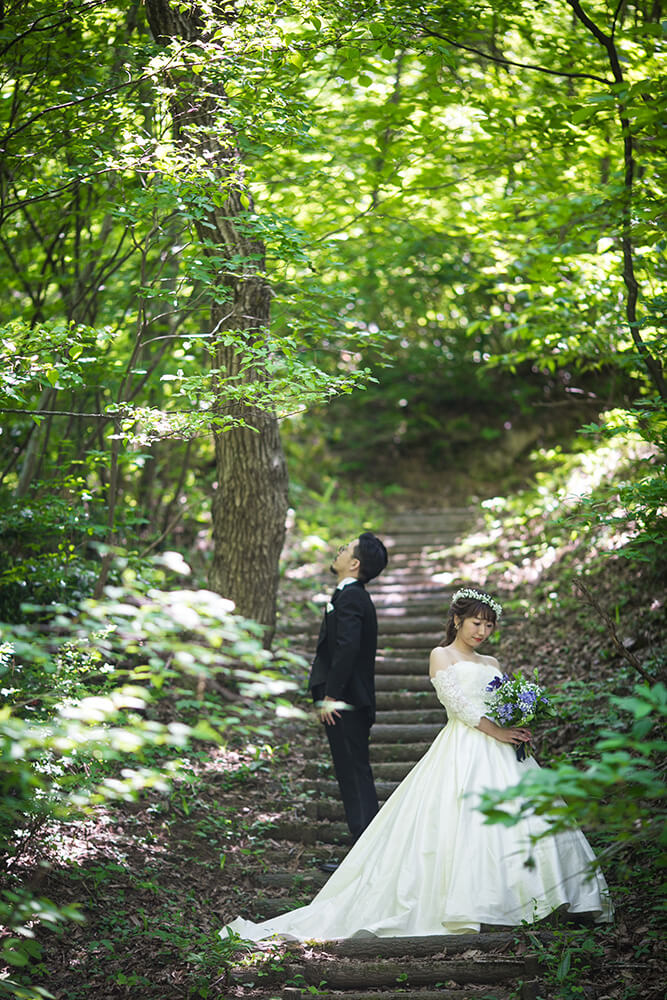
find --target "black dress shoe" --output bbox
[318,861,339,873]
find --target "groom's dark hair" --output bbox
[354,532,388,584]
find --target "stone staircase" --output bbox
[227,509,548,999]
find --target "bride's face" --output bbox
[457,614,495,648]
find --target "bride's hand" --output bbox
[479,717,532,747]
[498,725,532,748]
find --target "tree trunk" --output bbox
[566,0,666,401]
[143,0,288,642]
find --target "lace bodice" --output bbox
[431,659,501,729]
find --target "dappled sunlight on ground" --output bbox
[40,811,170,867]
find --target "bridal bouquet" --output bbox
[485,671,551,761]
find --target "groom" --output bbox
[308,531,388,850]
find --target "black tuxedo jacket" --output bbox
[308,580,378,724]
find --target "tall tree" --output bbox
[142,1,288,640]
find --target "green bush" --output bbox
[478,681,667,857]
[0,565,307,991]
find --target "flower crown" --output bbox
[451,587,503,620]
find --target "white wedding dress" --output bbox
[224,659,612,941]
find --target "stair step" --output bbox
[372,722,443,741]
[254,871,328,890]
[380,533,461,547]
[373,589,451,604]
[380,633,441,649]
[306,800,349,822]
[241,845,343,867]
[270,820,351,845]
[319,930,549,956]
[380,552,457,566]
[375,674,433,691]
[376,690,440,708]
[376,567,451,580]
[304,758,422,781]
[231,955,532,988]
[380,616,446,634]
[304,779,400,799]
[374,657,430,674]
[371,742,430,762]
[376,709,443,724]
[308,787,412,821]
[369,761,420,780]
[282,992,514,1000]
[382,514,472,532]
[373,580,452,593]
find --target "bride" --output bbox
[224,588,612,941]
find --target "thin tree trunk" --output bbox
[567,0,666,400]
[144,0,288,642]
[15,387,55,497]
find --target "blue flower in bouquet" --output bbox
[484,670,552,761]
[486,673,509,692]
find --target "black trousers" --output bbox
[325,709,378,842]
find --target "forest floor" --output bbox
[9,486,667,1000]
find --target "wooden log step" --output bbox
[317,956,535,987]
[376,709,443,724]
[370,742,430,763]
[380,616,447,634]
[253,871,328,891]
[303,779,400,799]
[376,690,440,708]
[242,845,344,868]
[381,540,456,551]
[369,761,420,780]
[374,657,429,674]
[374,600,449,617]
[372,723,443,742]
[278,618,443,640]
[382,508,472,524]
[377,552,464,563]
[315,930,552,957]
[269,820,351,845]
[304,749,427,776]
[280,991,513,1000]
[379,591,445,604]
[373,593,452,609]
[307,800,346,822]
[308,786,400,819]
[231,956,530,988]
[247,896,307,919]
[304,760,333,778]
[379,633,441,649]
[379,551,458,567]
[372,579,452,592]
[375,674,432,691]
[374,571,451,585]
[381,530,470,543]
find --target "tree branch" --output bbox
[573,579,653,682]
[0,1,108,59]
[420,28,612,85]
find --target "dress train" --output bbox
[224,659,612,941]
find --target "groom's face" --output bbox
[331,540,359,578]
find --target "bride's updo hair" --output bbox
[441,589,499,646]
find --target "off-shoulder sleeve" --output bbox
[431,668,482,729]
